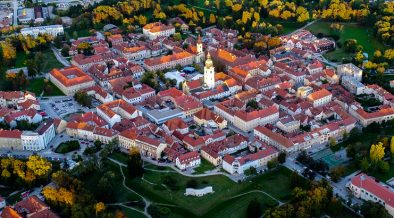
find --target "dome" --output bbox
[205,53,213,68]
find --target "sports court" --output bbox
[311,148,348,168]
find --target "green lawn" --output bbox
[41,49,64,73]
[123,165,297,217]
[27,78,65,96]
[65,28,92,40]
[306,21,385,62]
[204,192,278,218]
[55,140,81,154]
[192,159,216,174]
[109,151,129,165]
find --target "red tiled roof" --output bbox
[50,66,94,87]
[308,89,332,101]
[1,207,23,218]
[351,173,394,207]
[164,117,188,132]
[177,151,199,164]
[254,126,294,148]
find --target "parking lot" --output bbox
[39,96,92,118]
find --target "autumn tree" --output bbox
[127,147,143,178]
[370,142,385,164]
[93,6,123,24]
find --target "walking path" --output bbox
[117,164,152,218]
[227,190,283,206]
[284,19,320,36]
[51,45,70,67]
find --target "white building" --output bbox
[337,63,362,81]
[222,145,279,174]
[307,89,332,107]
[203,53,215,89]
[21,120,55,151]
[20,25,64,38]
[348,173,394,217]
[143,22,175,40]
[341,76,366,95]
[175,151,201,170]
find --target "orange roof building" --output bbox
[144,47,194,71]
[49,66,95,96]
[143,22,175,40]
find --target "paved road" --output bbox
[12,0,17,26]
[51,45,70,67]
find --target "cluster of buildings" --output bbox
[3,21,394,180]
[0,195,58,217]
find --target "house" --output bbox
[5,109,42,128]
[222,144,279,174]
[194,108,227,129]
[143,48,194,71]
[0,129,22,150]
[162,118,189,134]
[143,22,175,40]
[118,128,137,151]
[135,135,167,159]
[349,104,394,127]
[49,66,95,96]
[97,99,142,127]
[347,173,394,217]
[175,151,201,170]
[307,89,332,107]
[66,122,118,144]
[83,85,113,103]
[11,195,59,218]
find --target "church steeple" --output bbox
[203,52,215,89]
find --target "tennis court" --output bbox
[312,148,348,168]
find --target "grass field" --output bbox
[192,159,216,174]
[306,22,385,61]
[123,165,296,217]
[12,49,63,73]
[27,78,65,96]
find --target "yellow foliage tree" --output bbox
[390,136,394,154]
[370,142,385,163]
[96,202,106,215]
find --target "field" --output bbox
[124,165,295,217]
[306,22,385,61]
[13,49,64,74]
[27,78,65,96]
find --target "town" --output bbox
[0,0,393,217]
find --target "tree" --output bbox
[127,147,143,178]
[329,166,345,182]
[370,142,385,164]
[61,44,70,57]
[74,91,92,107]
[278,152,286,163]
[361,201,392,218]
[267,159,278,169]
[328,137,337,147]
[378,160,390,173]
[246,99,260,110]
[246,198,261,218]
[95,202,105,215]
[344,39,358,53]
[360,157,369,172]
[76,42,93,55]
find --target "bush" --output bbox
[186,179,198,188]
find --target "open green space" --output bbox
[192,159,216,174]
[65,28,91,40]
[205,192,278,218]
[123,165,296,217]
[55,140,81,154]
[27,78,65,96]
[306,21,385,62]
[12,49,63,73]
[119,206,146,218]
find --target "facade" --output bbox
[135,136,167,159]
[20,25,64,37]
[143,22,175,40]
[175,151,201,170]
[307,89,332,107]
[21,120,55,151]
[97,99,142,127]
[222,145,278,174]
[143,48,194,71]
[49,66,95,96]
[341,76,366,95]
[337,63,363,81]
[0,129,22,150]
[348,173,394,216]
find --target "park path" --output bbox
[107,202,146,217]
[50,45,70,67]
[284,19,320,37]
[226,190,284,206]
[116,164,152,218]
